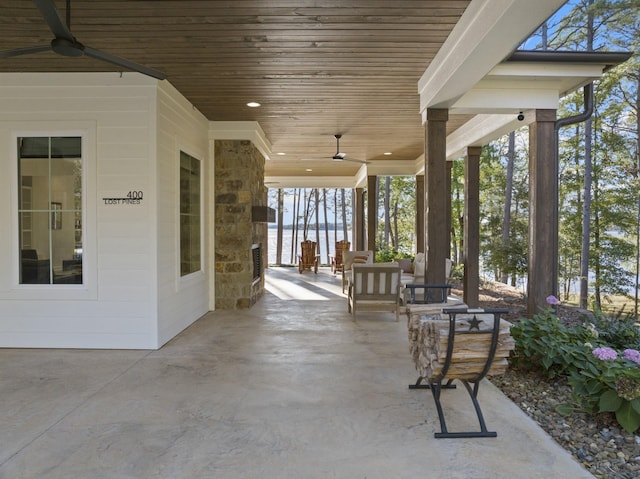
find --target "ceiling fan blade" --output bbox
[84,46,167,80]
[34,0,74,41]
[0,45,51,59]
[339,157,370,164]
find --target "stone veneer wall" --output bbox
[214,139,268,309]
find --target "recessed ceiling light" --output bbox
[384,152,392,156]
[276,152,286,156]
[305,168,313,172]
[247,101,261,108]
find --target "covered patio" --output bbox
[0,1,632,345]
[0,267,593,478]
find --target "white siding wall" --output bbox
[0,73,161,348]
[155,82,209,347]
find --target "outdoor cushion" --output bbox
[413,253,426,277]
[396,258,413,274]
[343,251,372,270]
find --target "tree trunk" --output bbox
[314,188,321,261]
[501,131,515,284]
[580,1,594,309]
[341,189,348,240]
[593,181,601,310]
[333,188,338,248]
[276,188,284,265]
[384,176,391,248]
[392,200,399,248]
[292,188,300,263]
[323,188,330,264]
[580,116,593,309]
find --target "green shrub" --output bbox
[374,245,412,263]
[509,297,640,433]
[591,314,640,351]
[510,305,593,379]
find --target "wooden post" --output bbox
[528,109,558,315]
[416,174,425,253]
[425,108,448,284]
[464,146,481,307]
[367,175,377,254]
[446,161,453,260]
[354,187,365,250]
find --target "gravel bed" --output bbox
[490,369,640,479]
[460,279,640,478]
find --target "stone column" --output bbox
[463,146,481,307]
[214,139,267,310]
[528,109,558,315]
[367,175,377,253]
[425,108,448,284]
[415,175,425,253]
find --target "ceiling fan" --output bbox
[302,134,370,164]
[0,0,166,80]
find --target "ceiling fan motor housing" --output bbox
[51,37,84,57]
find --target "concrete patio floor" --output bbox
[1,267,593,478]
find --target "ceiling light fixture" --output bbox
[247,101,261,108]
[305,168,313,172]
[384,152,392,156]
[276,152,286,156]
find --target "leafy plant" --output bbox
[510,296,640,433]
[374,245,411,263]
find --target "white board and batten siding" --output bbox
[0,73,210,349]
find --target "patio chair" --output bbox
[341,250,373,293]
[347,263,402,321]
[298,240,320,274]
[330,240,350,274]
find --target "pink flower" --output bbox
[593,347,618,360]
[623,349,640,365]
[546,295,560,305]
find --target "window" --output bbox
[179,151,201,276]
[18,136,83,285]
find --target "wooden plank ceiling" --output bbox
[0,0,473,180]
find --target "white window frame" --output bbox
[177,148,204,285]
[8,121,97,300]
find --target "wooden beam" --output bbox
[353,187,365,251]
[425,108,448,283]
[416,174,425,253]
[367,175,377,254]
[463,146,481,307]
[528,109,557,315]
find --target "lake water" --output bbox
[267,227,352,265]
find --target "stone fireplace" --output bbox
[214,139,269,309]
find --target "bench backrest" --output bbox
[351,263,401,301]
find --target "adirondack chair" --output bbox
[330,240,351,274]
[347,263,402,321]
[298,240,320,274]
